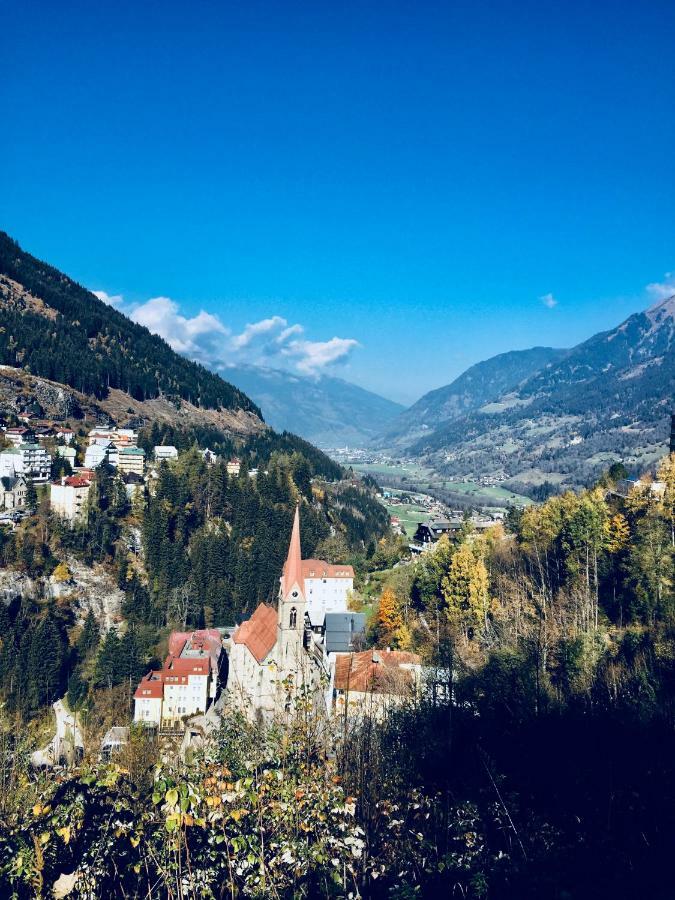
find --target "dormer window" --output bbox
[289,607,297,628]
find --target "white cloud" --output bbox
[130,296,230,364]
[646,272,675,302]
[90,288,359,376]
[92,289,124,308]
[231,316,288,349]
[539,292,558,309]
[276,323,304,343]
[281,336,360,374]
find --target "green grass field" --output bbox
[350,460,532,507]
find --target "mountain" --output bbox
[409,297,675,488]
[376,346,567,450]
[0,232,263,435]
[222,365,404,447]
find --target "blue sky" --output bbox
[2,0,674,404]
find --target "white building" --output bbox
[4,427,33,447]
[154,445,178,462]
[134,630,222,728]
[0,444,51,482]
[56,446,77,467]
[226,458,241,476]
[50,476,93,522]
[55,428,75,444]
[84,442,111,469]
[302,559,354,627]
[88,427,137,447]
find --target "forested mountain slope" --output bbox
[410,297,675,487]
[0,232,262,429]
[376,346,567,449]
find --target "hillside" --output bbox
[376,346,567,450]
[225,364,404,447]
[0,232,263,433]
[410,297,675,488]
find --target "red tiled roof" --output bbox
[134,673,163,699]
[63,477,91,488]
[232,603,277,663]
[334,649,421,694]
[301,559,354,579]
[163,657,210,676]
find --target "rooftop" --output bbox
[334,648,421,694]
[232,603,277,663]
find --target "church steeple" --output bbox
[282,505,304,597]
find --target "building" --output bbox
[50,476,93,522]
[84,441,111,469]
[55,427,75,445]
[200,448,219,465]
[330,648,422,720]
[226,458,241,476]
[133,629,222,728]
[0,444,51,482]
[227,507,346,721]
[56,446,77,467]
[4,427,34,447]
[303,559,354,627]
[154,445,178,462]
[0,475,27,510]
[88,427,137,447]
[117,446,145,477]
[324,612,366,654]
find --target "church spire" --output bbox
[282,505,304,596]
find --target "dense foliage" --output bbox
[0,232,261,414]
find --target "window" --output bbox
[289,607,297,628]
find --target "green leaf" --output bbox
[165,788,179,806]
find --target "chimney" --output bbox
[61,476,66,486]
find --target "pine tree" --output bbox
[77,610,100,658]
[96,629,123,688]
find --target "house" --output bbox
[0,475,27,510]
[4,427,34,447]
[133,629,223,728]
[50,476,93,522]
[330,648,422,719]
[200,448,219,465]
[412,520,461,546]
[154,445,178,462]
[226,507,334,721]
[118,446,145,477]
[56,446,77,467]
[226,458,241,476]
[613,478,667,500]
[55,427,75,445]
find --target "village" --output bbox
[0,419,429,765]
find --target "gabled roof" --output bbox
[301,559,354,579]
[134,673,163,699]
[334,649,421,694]
[232,603,277,663]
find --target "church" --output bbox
[226,506,354,720]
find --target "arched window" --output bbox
[289,607,297,628]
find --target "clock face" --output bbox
[292,590,299,598]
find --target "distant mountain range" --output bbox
[376,346,567,450]
[223,365,404,448]
[376,297,675,489]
